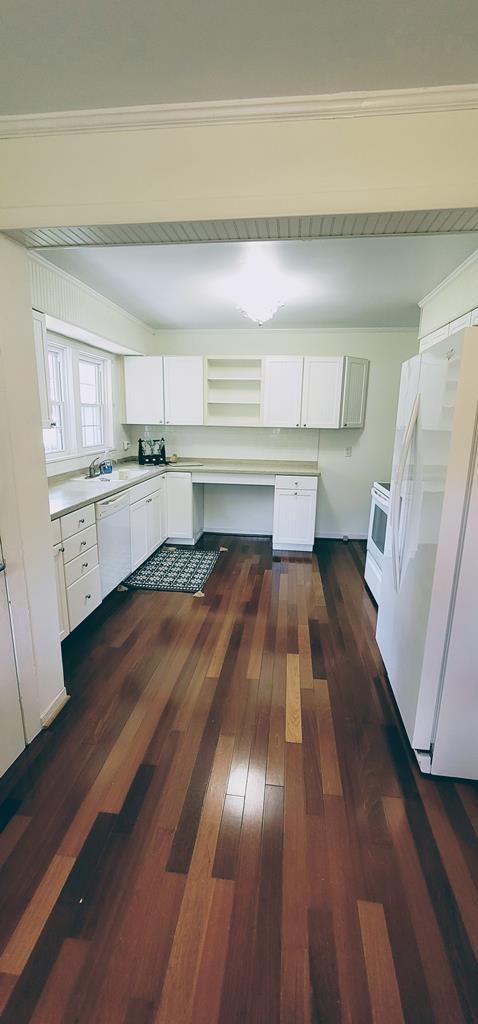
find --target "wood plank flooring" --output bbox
[0,535,477,1023]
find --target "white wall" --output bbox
[419,250,478,337]
[126,328,417,537]
[0,236,65,736]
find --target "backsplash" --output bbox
[125,424,320,463]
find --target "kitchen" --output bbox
[0,226,477,1020]
[1,24,478,1017]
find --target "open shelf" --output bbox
[206,357,263,426]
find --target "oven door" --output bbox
[367,487,389,570]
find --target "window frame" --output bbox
[44,336,114,465]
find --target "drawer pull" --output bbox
[294,491,298,496]
[82,562,89,569]
[85,593,91,600]
[146,498,153,503]
[80,540,87,547]
[79,518,85,525]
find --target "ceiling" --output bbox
[40,235,478,330]
[1,0,478,115]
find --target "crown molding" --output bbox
[2,83,478,139]
[418,248,478,307]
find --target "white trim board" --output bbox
[1,84,478,139]
[418,249,478,308]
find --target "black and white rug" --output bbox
[123,546,220,593]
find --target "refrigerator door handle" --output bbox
[391,393,420,592]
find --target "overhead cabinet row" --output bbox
[123,354,369,429]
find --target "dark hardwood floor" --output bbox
[0,536,477,1023]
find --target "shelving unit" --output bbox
[205,358,263,426]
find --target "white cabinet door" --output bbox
[124,356,165,425]
[273,489,316,550]
[32,310,53,430]
[164,356,204,425]
[302,357,344,428]
[53,543,70,641]
[146,490,162,554]
[0,567,25,777]
[166,473,193,539]
[160,479,168,543]
[263,356,303,427]
[340,357,369,428]
[130,498,149,569]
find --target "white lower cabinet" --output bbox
[166,473,193,540]
[273,476,318,551]
[67,566,102,631]
[130,497,149,570]
[53,542,70,641]
[130,476,166,569]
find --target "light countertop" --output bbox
[49,458,320,519]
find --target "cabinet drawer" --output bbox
[67,565,101,631]
[51,518,61,546]
[62,523,97,563]
[61,503,95,540]
[275,475,318,491]
[64,544,99,587]
[128,474,165,504]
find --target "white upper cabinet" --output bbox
[164,356,204,425]
[124,356,165,424]
[123,351,368,429]
[340,356,369,428]
[263,356,303,427]
[32,310,53,430]
[302,357,344,428]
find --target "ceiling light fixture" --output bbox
[216,244,306,326]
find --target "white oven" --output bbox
[364,482,390,603]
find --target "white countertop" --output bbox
[49,458,320,519]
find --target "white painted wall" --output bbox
[30,254,154,355]
[419,250,478,337]
[0,235,65,736]
[126,328,417,537]
[2,109,478,230]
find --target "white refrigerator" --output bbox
[376,327,478,780]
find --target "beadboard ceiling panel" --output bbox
[4,208,478,250]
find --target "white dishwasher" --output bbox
[96,492,132,598]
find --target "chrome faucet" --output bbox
[86,455,102,478]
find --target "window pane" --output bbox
[44,348,65,455]
[79,359,102,404]
[80,404,103,448]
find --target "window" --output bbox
[43,346,67,454]
[43,337,113,462]
[78,357,105,448]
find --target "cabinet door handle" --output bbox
[296,423,299,427]
[294,491,298,496]
[57,546,65,553]
[85,593,91,600]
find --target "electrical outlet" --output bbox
[345,446,352,458]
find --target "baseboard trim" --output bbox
[40,688,70,729]
[315,532,367,540]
